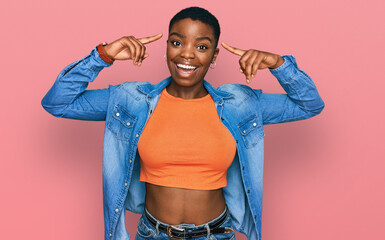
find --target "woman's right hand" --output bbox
[103,34,163,66]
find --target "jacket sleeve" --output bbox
[256,55,325,125]
[41,46,114,121]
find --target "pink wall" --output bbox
[1,0,384,239]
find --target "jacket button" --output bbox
[150,110,153,114]
[236,140,238,144]
[221,117,224,120]
[242,166,245,170]
[109,233,112,237]
[136,134,139,137]
[247,190,250,193]
[116,113,120,117]
[253,122,257,127]
[129,159,132,163]
[126,122,130,126]
[115,208,119,212]
[125,182,128,186]
[254,215,257,219]
[243,130,246,133]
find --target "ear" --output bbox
[212,48,220,63]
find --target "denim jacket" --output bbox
[41,46,324,240]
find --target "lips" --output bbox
[174,62,199,78]
[176,63,198,70]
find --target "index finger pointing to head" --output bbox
[138,33,163,44]
[221,42,245,56]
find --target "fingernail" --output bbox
[251,74,254,78]
[240,69,243,73]
[138,62,141,66]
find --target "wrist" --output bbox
[269,55,284,69]
[97,42,114,64]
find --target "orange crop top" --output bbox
[137,88,237,190]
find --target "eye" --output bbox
[170,40,181,46]
[197,45,208,50]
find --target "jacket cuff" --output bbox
[268,55,298,81]
[88,46,114,72]
[97,43,115,64]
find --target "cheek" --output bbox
[166,61,174,73]
[166,58,176,74]
[199,55,214,67]
[166,46,177,58]
[165,49,173,67]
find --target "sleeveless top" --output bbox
[137,88,237,190]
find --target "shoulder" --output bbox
[218,83,262,99]
[108,80,153,95]
[114,77,171,94]
[117,80,150,90]
[105,81,151,104]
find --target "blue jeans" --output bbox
[135,205,236,240]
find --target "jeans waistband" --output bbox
[144,204,229,229]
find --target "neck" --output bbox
[166,81,208,99]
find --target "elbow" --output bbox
[309,99,325,116]
[41,97,64,118]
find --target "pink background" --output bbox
[1,0,384,239]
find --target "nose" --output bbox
[180,45,195,59]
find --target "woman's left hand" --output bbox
[221,42,285,84]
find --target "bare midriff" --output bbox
[145,182,226,225]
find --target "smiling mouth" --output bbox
[176,63,198,71]
[174,63,199,78]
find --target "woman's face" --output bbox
[166,18,219,88]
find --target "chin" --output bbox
[172,77,199,87]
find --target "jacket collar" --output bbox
[136,76,234,103]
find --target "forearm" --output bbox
[259,55,325,125]
[269,55,325,114]
[41,46,112,119]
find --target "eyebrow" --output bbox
[169,32,213,43]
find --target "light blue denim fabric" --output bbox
[41,46,325,240]
[136,204,235,240]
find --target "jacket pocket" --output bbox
[107,104,136,141]
[238,113,265,149]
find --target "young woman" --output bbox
[42,7,324,240]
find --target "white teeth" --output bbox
[177,63,197,70]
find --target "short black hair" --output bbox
[169,7,221,47]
